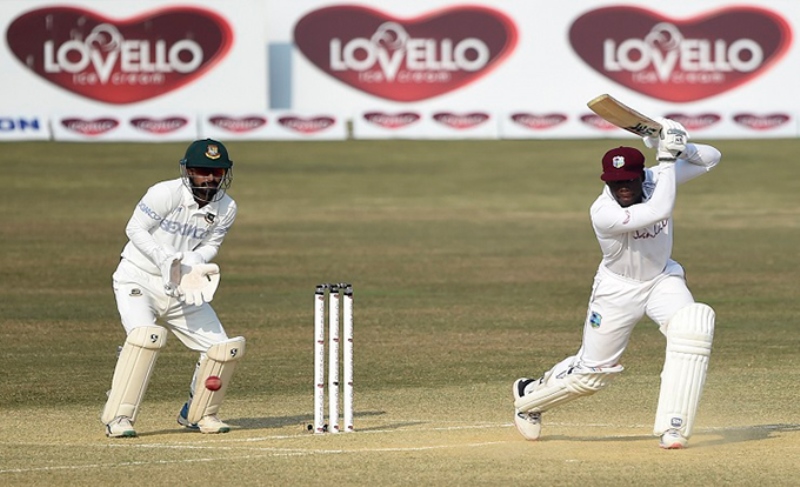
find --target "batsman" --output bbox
[513,119,721,449]
[102,139,245,438]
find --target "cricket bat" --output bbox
[587,94,662,137]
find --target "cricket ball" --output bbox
[205,375,222,391]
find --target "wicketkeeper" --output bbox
[513,119,721,449]
[102,139,245,438]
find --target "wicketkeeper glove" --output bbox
[159,252,184,299]
[179,263,221,306]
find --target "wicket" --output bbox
[313,283,354,433]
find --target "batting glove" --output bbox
[656,118,689,162]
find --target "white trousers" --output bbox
[551,260,694,377]
[112,259,229,352]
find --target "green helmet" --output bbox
[180,138,233,168]
[179,139,233,203]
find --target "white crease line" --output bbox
[0,440,511,475]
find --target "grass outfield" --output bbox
[2,139,799,486]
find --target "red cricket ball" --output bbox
[205,375,222,391]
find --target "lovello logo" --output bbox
[363,112,421,129]
[6,7,233,104]
[130,117,189,134]
[581,114,617,131]
[294,6,517,102]
[209,116,268,133]
[511,113,568,130]
[569,7,792,102]
[432,112,489,129]
[733,113,790,130]
[663,113,722,131]
[278,116,336,134]
[61,118,119,135]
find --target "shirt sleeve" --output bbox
[191,200,238,263]
[675,143,721,185]
[125,183,181,267]
[591,164,676,237]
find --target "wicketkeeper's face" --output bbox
[607,177,643,207]
[187,167,226,202]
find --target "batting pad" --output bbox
[101,325,167,424]
[515,364,624,413]
[654,303,715,437]
[187,336,246,423]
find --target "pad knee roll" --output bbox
[101,325,167,424]
[187,336,246,423]
[654,303,715,437]
[515,364,624,413]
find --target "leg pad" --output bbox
[514,364,624,413]
[186,336,246,423]
[101,326,167,424]
[654,303,715,438]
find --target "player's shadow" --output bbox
[226,410,390,431]
[134,411,411,437]
[547,423,800,447]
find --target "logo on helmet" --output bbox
[205,144,221,160]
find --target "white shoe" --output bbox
[105,416,136,438]
[659,429,688,449]
[514,410,542,440]
[197,414,231,434]
[513,378,542,440]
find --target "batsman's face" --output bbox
[607,177,643,207]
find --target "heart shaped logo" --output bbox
[569,7,792,101]
[733,113,790,130]
[131,117,189,134]
[664,113,722,131]
[432,112,490,129]
[511,113,568,130]
[581,114,617,131]
[209,116,268,133]
[363,112,421,129]
[61,118,119,135]
[6,7,233,104]
[278,116,335,134]
[294,6,518,102]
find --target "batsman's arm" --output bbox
[675,144,722,185]
[591,165,677,237]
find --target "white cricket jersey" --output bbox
[590,144,721,282]
[120,178,237,275]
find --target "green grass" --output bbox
[1,139,799,486]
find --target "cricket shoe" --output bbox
[659,429,688,449]
[106,416,136,438]
[177,402,231,434]
[177,401,199,431]
[513,378,542,441]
